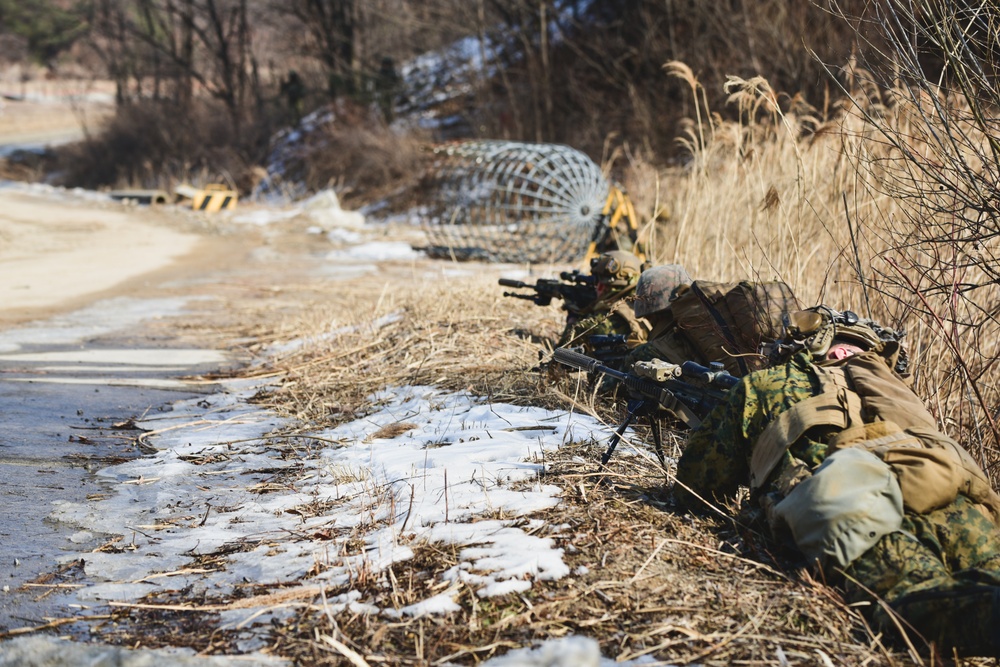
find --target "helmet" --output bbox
[775,307,909,376]
[632,264,693,319]
[590,251,642,289]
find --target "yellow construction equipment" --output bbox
[583,184,645,264]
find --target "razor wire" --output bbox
[421,141,609,263]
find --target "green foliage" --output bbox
[0,0,86,64]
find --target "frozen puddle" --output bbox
[0,295,233,630]
[1,348,228,390]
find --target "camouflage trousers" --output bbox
[841,494,1000,656]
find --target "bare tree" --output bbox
[85,0,263,128]
[286,0,358,97]
[826,0,1000,460]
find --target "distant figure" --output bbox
[280,70,305,123]
[374,56,400,122]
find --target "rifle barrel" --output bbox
[554,348,670,401]
[553,347,704,428]
[553,347,606,375]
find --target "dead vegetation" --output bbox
[127,259,946,664]
[12,6,1000,663]
[267,443,898,666]
[158,65,1000,664]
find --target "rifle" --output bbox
[552,347,739,465]
[585,333,628,365]
[499,270,597,315]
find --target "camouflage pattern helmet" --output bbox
[632,264,693,319]
[778,307,909,376]
[590,251,643,289]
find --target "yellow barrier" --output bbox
[192,184,238,212]
[174,183,238,213]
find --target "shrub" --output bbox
[54,98,279,193]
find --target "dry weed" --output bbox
[646,66,1000,471]
[187,251,930,665]
[262,442,923,666]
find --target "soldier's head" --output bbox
[632,264,693,320]
[590,251,642,299]
[778,307,908,375]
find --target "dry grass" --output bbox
[271,443,899,666]
[240,267,569,429]
[637,66,1000,473]
[176,257,950,665]
[74,69,1000,665]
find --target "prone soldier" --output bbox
[676,307,1000,657]
[622,263,699,368]
[556,251,649,358]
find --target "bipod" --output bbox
[599,399,668,472]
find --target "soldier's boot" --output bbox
[881,584,1000,657]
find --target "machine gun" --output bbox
[552,347,739,465]
[499,270,597,316]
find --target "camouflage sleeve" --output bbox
[675,355,824,511]
[621,341,658,369]
[674,378,755,509]
[558,312,625,348]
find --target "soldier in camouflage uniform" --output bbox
[620,264,699,368]
[676,310,1000,656]
[557,251,648,354]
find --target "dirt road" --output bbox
[0,80,222,324]
[0,79,112,154]
[0,188,209,322]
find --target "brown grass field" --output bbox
[10,68,996,665]
[154,70,1000,665]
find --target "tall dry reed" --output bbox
[644,63,1000,472]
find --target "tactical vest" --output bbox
[749,351,1000,526]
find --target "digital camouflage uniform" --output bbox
[677,351,1000,656]
[558,302,643,348]
[556,251,648,358]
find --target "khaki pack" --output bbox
[838,353,1000,523]
[670,281,801,375]
[773,447,904,569]
[609,301,651,346]
[751,351,1000,529]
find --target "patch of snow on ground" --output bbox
[327,240,422,261]
[48,378,610,628]
[476,635,662,667]
[231,208,301,226]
